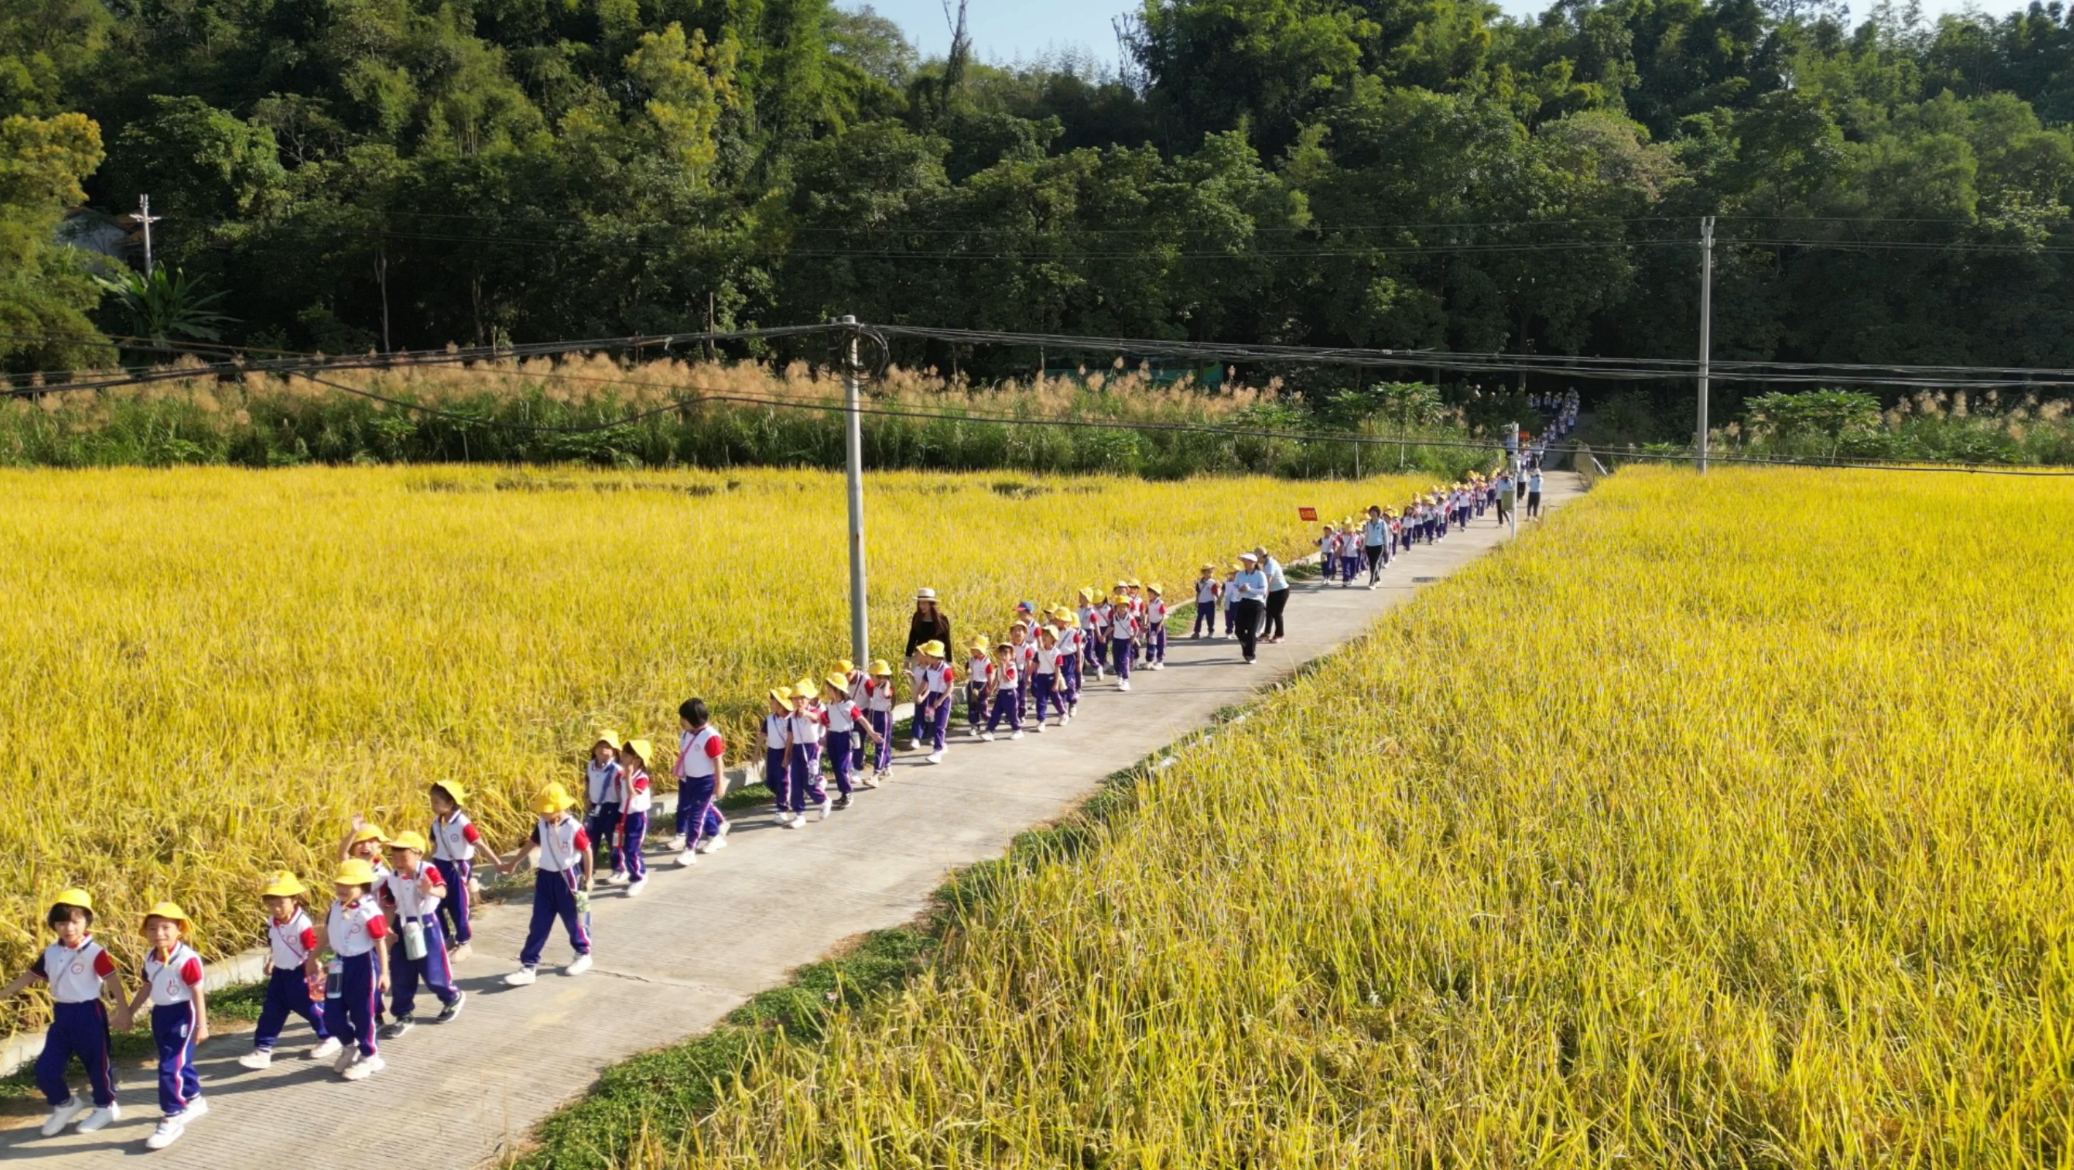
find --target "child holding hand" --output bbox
[240,872,339,1070]
[116,903,208,1150]
[3,890,123,1137]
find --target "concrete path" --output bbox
[1,476,1581,1168]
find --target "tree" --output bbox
[0,110,105,371]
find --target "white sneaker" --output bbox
[781,815,802,830]
[238,1048,273,1070]
[979,731,994,742]
[666,834,686,851]
[183,1097,208,1120]
[627,879,647,896]
[146,1117,186,1150]
[704,835,729,851]
[1118,679,1131,692]
[1010,730,1024,740]
[41,1096,86,1136]
[817,796,833,821]
[565,953,594,976]
[1031,723,1045,733]
[77,1103,120,1133]
[504,966,538,986]
[772,810,794,827]
[335,1046,362,1073]
[925,750,945,764]
[607,871,627,885]
[677,849,696,866]
[341,1054,384,1081]
[308,1037,343,1061]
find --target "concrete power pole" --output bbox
[136,194,161,278]
[1697,215,1715,474]
[839,316,869,667]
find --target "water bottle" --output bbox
[401,918,427,961]
[324,958,343,1000]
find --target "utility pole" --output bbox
[136,194,160,278]
[377,245,392,354]
[839,315,869,666]
[1697,215,1714,474]
[706,293,716,363]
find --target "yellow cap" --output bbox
[1128,578,1141,587]
[348,824,387,847]
[792,679,817,700]
[1077,586,1093,601]
[918,639,946,657]
[831,658,855,674]
[142,902,191,932]
[386,830,429,854]
[52,888,93,912]
[868,659,892,676]
[332,859,377,887]
[1201,563,1216,572]
[1114,580,1129,590]
[824,673,850,694]
[534,782,579,815]
[769,685,793,703]
[624,739,655,765]
[431,779,469,806]
[592,729,622,751]
[1147,583,1162,594]
[995,640,1013,650]
[261,871,309,899]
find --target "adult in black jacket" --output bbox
[902,588,951,744]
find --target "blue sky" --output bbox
[858,0,2006,66]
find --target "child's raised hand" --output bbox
[350,812,368,832]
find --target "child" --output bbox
[964,637,992,736]
[1107,591,1138,692]
[981,640,1024,741]
[1192,564,1221,638]
[584,731,625,882]
[819,674,881,808]
[1314,524,1338,577]
[317,858,390,1080]
[497,783,594,986]
[429,781,503,963]
[1009,621,1036,724]
[1051,607,1082,718]
[337,818,391,878]
[1030,625,1066,729]
[117,903,207,1149]
[1143,584,1169,669]
[762,686,793,812]
[1077,588,1108,680]
[1222,563,1240,635]
[379,831,461,1035]
[1120,580,1144,667]
[1339,523,1363,584]
[862,661,897,782]
[672,698,729,866]
[833,658,868,776]
[3,890,123,1136]
[614,740,655,894]
[913,639,954,764]
[240,872,340,1070]
[777,682,829,826]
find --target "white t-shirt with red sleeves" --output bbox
[678,727,724,778]
[989,658,1019,689]
[144,943,204,1008]
[32,938,115,1003]
[431,811,483,862]
[381,864,447,920]
[327,897,389,957]
[863,678,895,713]
[622,766,653,814]
[531,816,590,873]
[787,710,825,748]
[824,698,865,733]
[267,909,319,969]
[966,653,990,682]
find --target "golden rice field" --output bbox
[647,465,2074,1168]
[0,465,1421,1036]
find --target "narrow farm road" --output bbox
[4,475,1583,1169]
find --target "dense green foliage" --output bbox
[10,0,2074,412]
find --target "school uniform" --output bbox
[984,658,1022,732]
[1143,597,1169,662]
[1107,605,1138,679]
[518,816,592,968]
[843,671,869,774]
[1014,639,1037,717]
[324,896,388,1057]
[822,698,869,796]
[142,943,204,1117]
[763,711,790,803]
[382,865,459,1019]
[965,652,992,732]
[784,710,828,815]
[429,809,482,946]
[676,725,725,847]
[915,661,955,750]
[615,767,652,880]
[584,759,624,872]
[1192,578,1220,636]
[1077,605,1107,675]
[29,937,117,1109]
[253,910,330,1052]
[862,678,896,772]
[1031,643,1066,722]
[1341,534,1363,582]
[1054,627,1082,709]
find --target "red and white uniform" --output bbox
[530,816,591,874]
[327,898,389,957]
[862,676,896,714]
[679,727,724,779]
[431,811,482,862]
[824,698,866,733]
[32,938,115,1003]
[624,765,653,815]
[381,863,447,920]
[267,910,319,970]
[143,943,203,1007]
